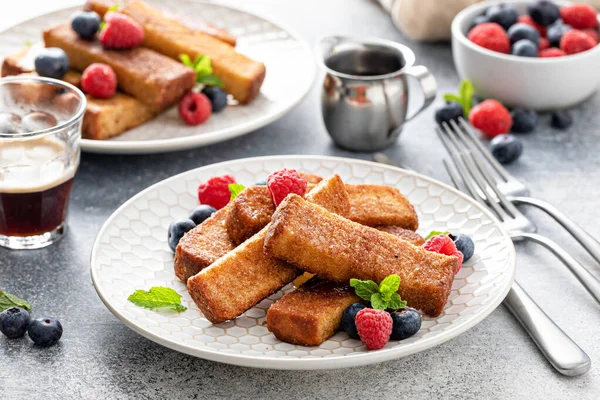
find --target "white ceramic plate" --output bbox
[90,156,516,369]
[0,1,315,154]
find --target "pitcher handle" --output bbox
[401,65,437,122]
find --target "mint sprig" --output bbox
[443,79,474,118]
[350,274,407,310]
[128,287,187,312]
[0,290,31,312]
[424,230,450,240]
[229,183,246,200]
[179,53,224,88]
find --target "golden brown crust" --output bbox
[264,195,456,317]
[376,226,425,246]
[226,186,275,245]
[299,172,323,184]
[346,184,419,230]
[266,278,359,346]
[305,175,350,218]
[43,24,196,111]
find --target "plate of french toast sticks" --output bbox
[90,156,516,369]
[0,0,314,154]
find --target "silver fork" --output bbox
[449,118,600,264]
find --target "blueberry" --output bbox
[547,23,572,47]
[449,233,475,262]
[202,86,228,113]
[551,110,573,130]
[486,4,518,30]
[167,219,196,252]
[469,14,490,32]
[34,48,70,79]
[71,11,101,40]
[490,134,523,164]
[341,303,367,339]
[507,23,540,46]
[21,111,58,133]
[255,178,267,186]
[389,307,421,340]
[434,102,464,126]
[0,307,31,339]
[510,108,538,133]
[0,113,22,134]
[28,317,62,347]
[189,205,216,225]
[528,0,560,26]
[511,39,538,57]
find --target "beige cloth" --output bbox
[379,0,600,42]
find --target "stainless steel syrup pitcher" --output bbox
[319,36,437,151]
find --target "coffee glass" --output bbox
[0,76,86,250]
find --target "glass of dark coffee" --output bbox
[0,76,86,249]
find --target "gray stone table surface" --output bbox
[1,0,600,399]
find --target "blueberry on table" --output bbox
[0,307,31,339]
[34,48,70,79]
[0,112,22,134]
[510,108,538,133]
[189,205,217,225]
[547,23,572,47]
[341,303,367,340]
[490,134,523,164]
[71,11,101,40]
[551,110,573,130]
[508,23,540,46]
[168,219,196,252]
[449,233,475,262]
[528,0,560,26]
[486,4,518,30]
[435,102,464,126]
[389,307,421,340]
[202,86,228,113]
[27,317,62,347]
[511,39,538,57]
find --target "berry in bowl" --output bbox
[452,0,600,110]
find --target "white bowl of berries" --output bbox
[452,0,600,110]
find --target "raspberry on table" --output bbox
[197,175,236,210]
[266,168,308,206]
[539,48,567,57]
[468,99,513,138]
[423,234,464,274]
[560,29,596,55]
[467,22,511,54]
[81,63,117,98]
[560,4,599,30]
[517,15,547,37]
[355,308,393,350]
[99,12,144,49]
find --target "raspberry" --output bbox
[266,168,308,206]
[355,308,392,350]
[179,92,212,126]
[539,37,550,50]
[197,175,236,210]
[539,48,567,57]
[582,28,599,44]
[560,4,598,30]
[468,99,513,138]
[423,234,464,274]
[81,63,117,98]
[517,15,547,37]
[467,23,511,54]
[560,29,596,55]
[99,12,144,49]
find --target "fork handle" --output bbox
[503,281,591,376]
[511,232,600,305]
[511,196,600,265]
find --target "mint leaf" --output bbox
[424,230,449,240]
[107,4,119,12]
[194,55,212,76]
[229,183,246,200]
[0,290,31,312]
[350,279,379,301]
[128,287,187,312]
[180,53,223,87]
[443,93,462,104]
[388,293,407,310]
[460,80,474,117]
[370,293,386,310]
[99,21,106,30]
[197,74,224,88]
[179,53,193,68]
[379,274,400,296]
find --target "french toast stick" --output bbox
[44,24,196,111]
[103,0,265,104]
[174,205,236,281]
[187,175,350,323]
[376,226,425,246]
[1,47,83,87]
[85,0,237,46]
[263,195,457,317]
[346,184,418,230]
[266,278,359,346]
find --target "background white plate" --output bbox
[90,156,516,369]
[0,1,315,154]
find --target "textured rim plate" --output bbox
[90,156,516,370]
[0,1,315,155]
